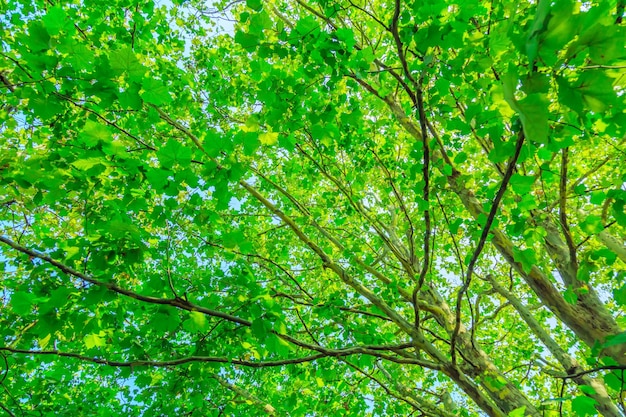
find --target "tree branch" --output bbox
[450,130,525,364]
[0,235,251,326]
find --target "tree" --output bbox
[0,0,625,415]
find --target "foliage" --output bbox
[1,0,626,416]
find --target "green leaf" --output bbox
[2,1,626,415]
[614,285,626,306]
[84,333,106,349]
[109,47,145,78]
[29,94,61,121]
[235,30,259,51]
[11,291,34,315]
[568,24,626,64]
[556,76,584,118]
[525,0,551,63]
[577,72,617,113]
[508,406,526,417]
[603,332,626,349]
[246,0,263,11]
[512,247,536,274]
[603,371,625,391]
[58,40,95,70]
[80,120,110,146]
[571,395,598,417]
[38,333,52,349]
[42,6,67,35]
[564,286,577,304]
[541,0,580,53]
[27,21,50,51]
[509,174,535,195]
[71,157,107,171]
[578,385,596,396]
[259,131,279,145]
[141,78,172,105]
[249,11,272,36]
[334,28,356,50]
[251,317,268,339]
[503,72,549,143]
[579,215,603,235]
[295,16,320,36]
[117,84,143,110]
[157,140,192,169]
[516,94,549,144]
[183,311,207,332]
[454,152,468,164]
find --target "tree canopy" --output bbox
[1,0,626,415]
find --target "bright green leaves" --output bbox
[519,0,622,139]
[573,25,626,64]
[1,0,625,415]
[109,46,144,79]
[57,40,95,70]
[248,10,272,37]
[251,317,270,339]
[117,83,143,110]
[571,395,598,416]
[183,311,208,333]
[558,71,619,117]
[151,310,181,333]
[107,219,142,240]
[509,174,535,195]
[525,0,550,63]
[295,16,320,37]
[513,247,536,273]
[604,369,625,393]
[240,131,260,155]
[564,4,625,65]
[579,215,604,235]
[349,46,375,72]
[235,30,260,52]
[27,93,62,121]
[221,230,251,251]
[508,406,526,417]
[564,286,578,304]
[42,6,68,36]
[515,94,549,144]
[502,71,549,144]
[525,0,620,66]
[614,280,626,308]
[334,28,356,51]
[84,333,107,349]
[26,21,51,51]
[11,291,35,315]
[602,332,626,349]
[525,0,584,65]
[157,140,192,169]
[80,120,111,146]
[141,78,172,105]
[607,191,626,227]
[259,131,279,145]
[235,7,272,52]
[246,0,263,11]
[71,157,108,171]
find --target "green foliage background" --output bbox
[1,0,625,415]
